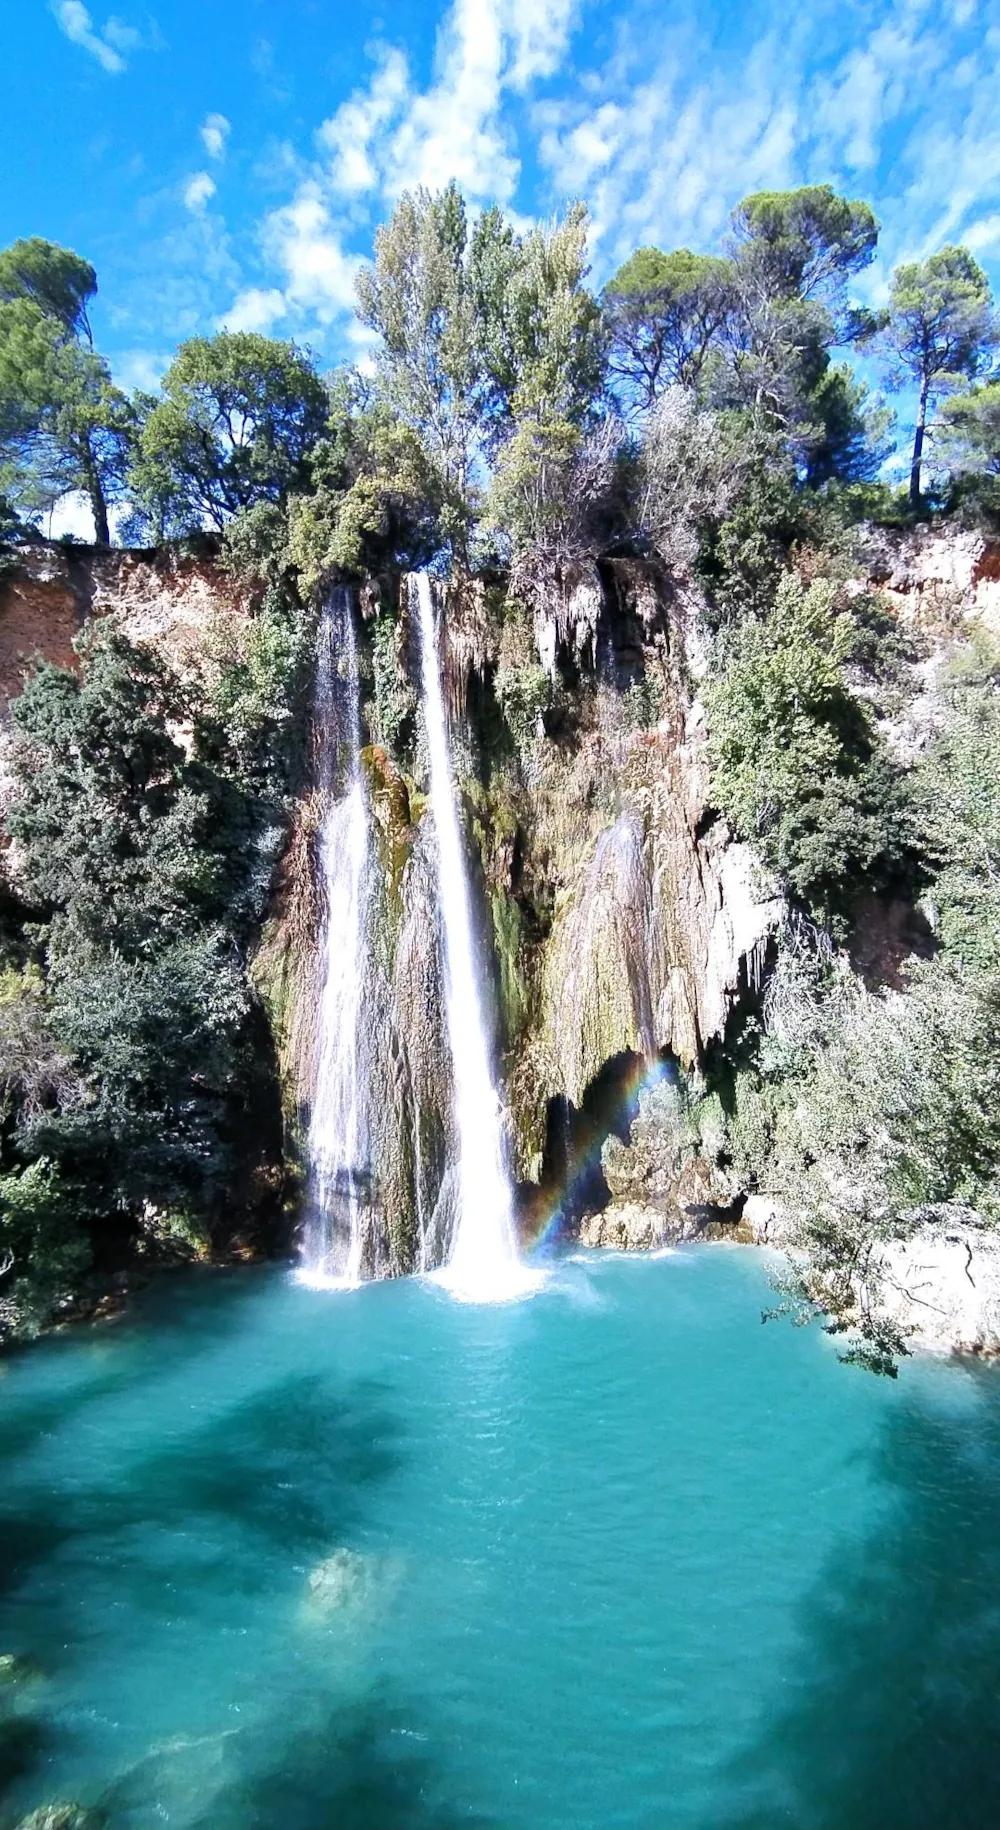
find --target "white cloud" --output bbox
[382,0,517,202]
[261,183,362,321]
[201,112,231,161]
[314,0,579,213]
[318,48,409,196]
[103,15,142,52]
[217,286,288,333]
[964,213,1000,254]
[52,1,126,73]
[183,172,217,212]
[113,348,168,392]
[506,0,578,88]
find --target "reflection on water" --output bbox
[0,1253,997,1830]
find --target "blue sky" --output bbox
[5,0,1000,405]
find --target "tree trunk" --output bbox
[85,466,110,545]
[909,377,929,508]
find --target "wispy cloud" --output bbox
[200,112,231,161]
[52,1,126,73]
[183,172,216,212]
[51,2,159,72]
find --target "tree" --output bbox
[717,187,880,467]
[706,572,907,925]
[871,247,996,506]
[602,247,733,410]
[938,381,1000,504]
[357,183,480,551]
[129,332,328,535]
[0,239,131,542]
[356,185,605,556]
[0,237,97,341]
[287,370,442,583]
[730,187,878,312]
[470,201,605,436]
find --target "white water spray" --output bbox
[301,589,372,1289]
[413,572,538,1303]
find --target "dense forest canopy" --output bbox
[2,179,1000,1364]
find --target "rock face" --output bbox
[0,539,248,718]
[581,1072,743,1248]
[868,1223,1000,1358]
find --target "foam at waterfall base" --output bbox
[427,1245,545,1304]
[293,1265,363,1293]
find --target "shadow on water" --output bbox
[0,1365,406,1815]
[718,1374,1000,1830]
[175,1693,501,1830]
[0,1268,277,1465]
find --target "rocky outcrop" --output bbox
[866,1222,1000,1358]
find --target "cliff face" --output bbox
[0,540,249,719]
[8,525,996,1289]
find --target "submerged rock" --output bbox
[305,1547,403,1622]
[0,1653,41,1687]
[15,1807,102,1830]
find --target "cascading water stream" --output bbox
[300,588,372,1288]
[413,571,538,1302]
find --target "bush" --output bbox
[706,571,909,926]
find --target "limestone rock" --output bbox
[602,1075,687,1205]
[579,1203,669,1250]
[866,1222,1000,1357]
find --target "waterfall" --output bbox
[300,588,372,1288]
[413,572,538,1303]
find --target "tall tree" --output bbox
[872,247,996,506]
[0,240,130,542]
[939,380,1000,502]
[720,186,879,459]
[602,247,733,410]
[470,201,605,434]
[357,183,480,547]
[357,185,605,555]
[129,332,328,535]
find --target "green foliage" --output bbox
[909,635,1000,972]
[0,237,97,340]
[706,573,908,924]
[469,201,605,435]
[604,246,733,409]
[0,239,132,542]
[938,381,1000,511]
[288,374,441,583]
[130,332,328,535]
[356,185,604,556]
[868,246,996,504]
[368,600,418,760]
[0,609,306,1336]
[0,1158,90,1340]
[693,427,805,621]
[730,187,878,309]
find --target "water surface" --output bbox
[1,1247,998,1829]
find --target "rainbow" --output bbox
[520,1054,676,1255]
